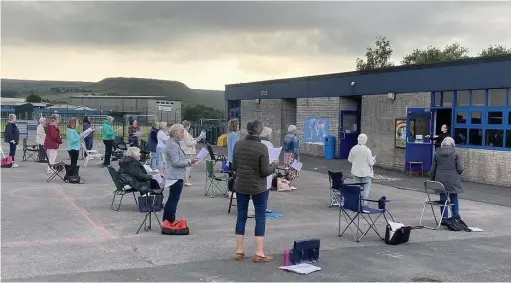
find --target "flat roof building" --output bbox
[225,55,511,187]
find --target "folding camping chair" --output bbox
[81,141,103,167]
[107,166,139,211]
[338,184,393,242]
[205,160,229,198]
[22,138,39,162]
[419,180,453,230]
[227,170,237,213]
[328,171,345,207]
[46,162,67,183]
[206,144,226,166]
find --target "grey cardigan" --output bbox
[165,138,191,180]
[430,147,464,194]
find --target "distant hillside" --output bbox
[1,77,225,110]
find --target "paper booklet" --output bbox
[80,128,93,138]
[194,148,209,166]
[291,160,303,171]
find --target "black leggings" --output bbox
[103,140,113,166]
[68,149,80,176]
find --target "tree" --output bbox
[356,35,394,71]
[25,94,43,103]
[401,42,469,65]
[182,104,224,123]
[479,45,511,58]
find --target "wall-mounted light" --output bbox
[387,92,396,100]
[256,98,262,104]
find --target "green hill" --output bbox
[1,77,225,110]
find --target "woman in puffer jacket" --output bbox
[118,147,162,195]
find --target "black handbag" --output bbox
[289,239,320,264]
[64,165,84,184]
[138,194,164,213]
[384,222,412,245]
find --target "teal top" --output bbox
[102,120,115,140]
[66,128,81,150]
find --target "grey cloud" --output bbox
[2,1,511,59]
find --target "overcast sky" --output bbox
[2,1,511,90]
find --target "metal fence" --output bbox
[1,111,227,144]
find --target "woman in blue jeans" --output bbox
[231,120,278,263]
[162,123,198,229]
[429,137,464,222]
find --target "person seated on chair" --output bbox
[429,137,464,225]
[118,147,162,196]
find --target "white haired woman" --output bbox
[118,147,163,195]
[283,125,300,189]
[348,133,376,203]
[36,117,47,162]
[180,120,202,186]
[4,114,20,167]
[430,137,464,223]
[162,123,199,229]
[155,122,169,176]
[260,126,275,214]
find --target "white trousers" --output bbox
[46,149,58,172]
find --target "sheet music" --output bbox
[269,147,282,161]
[80,128,93,138]
[152,173,163,184]
[193,148,209,165]
[291,160,303,171]
[134,131,142,137]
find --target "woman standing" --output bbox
[347,133,376,203]
[283,125,300,190]
[162,124,198,229]
[3,114,20,168]
[44,114,62,172]
[101,116,115,167]
[232,120,278,263]
[128,119,140,147]
[148,122,160,170]
[156,122,169,176]
[429,137,464,222]
[66,118,81,177]
[180,120,201,186]
[259,127,275,214]
[82,116,94,155]
[227,119,239,169]
[36,117,47,162]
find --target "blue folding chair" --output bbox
[338,184,394,242]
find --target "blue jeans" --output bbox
[9,142,16,160]
[163,180,183,223]
[440,193,459,219]
[155,146,165,169]
[235,190,269,237]
[128,137,139,147]
[84,137,93,151]
[150,151,157,169]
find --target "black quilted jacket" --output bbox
[118,156,151,194]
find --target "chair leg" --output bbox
[133,193,138,206]
[111,194,124,211]
[136,212,151,234]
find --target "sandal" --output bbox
[234,252,245,261]
[253,255,273,263]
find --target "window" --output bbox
[454,128,467,145]
[488,112,503,125]
[456,112,467,124]
[507,130,511,148]
[488,89,507,106]
[486,129,504,147]
[468,129,482,146]
[471,111,482,124]
[471,90,485,106]
[457,90,469,106]
[509,112,511,124]
[433,92,441,107]
[442,91,453,107]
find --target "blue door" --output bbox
[338,111,360,159]
[405,108,434,172]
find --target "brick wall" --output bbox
[296,97,358,157]
[457,148,511,187]
[361,92,431,170]
[240,99,283,146]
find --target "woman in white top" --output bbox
[259,127,274,214]
[180,120,201,186]
[347,133,376,203]
[36,117,47,162]
[156,122,170,177]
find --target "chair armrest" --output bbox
[362,199,390,203]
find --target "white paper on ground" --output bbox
[194,148,209,165]
[468,227,484,232]
[269,147,282,161]
[279,263,322,275]
[291,160,303,171]
[80,128,93,138]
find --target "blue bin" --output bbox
[324,135,336,160]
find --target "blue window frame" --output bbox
[435,88,511,151]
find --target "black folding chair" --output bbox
[107,166,139,211]
[46,162,67,183]
[22,138,39,162]
[419,181,454,230]
[206,144,226,165]
[227,170,237,213]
